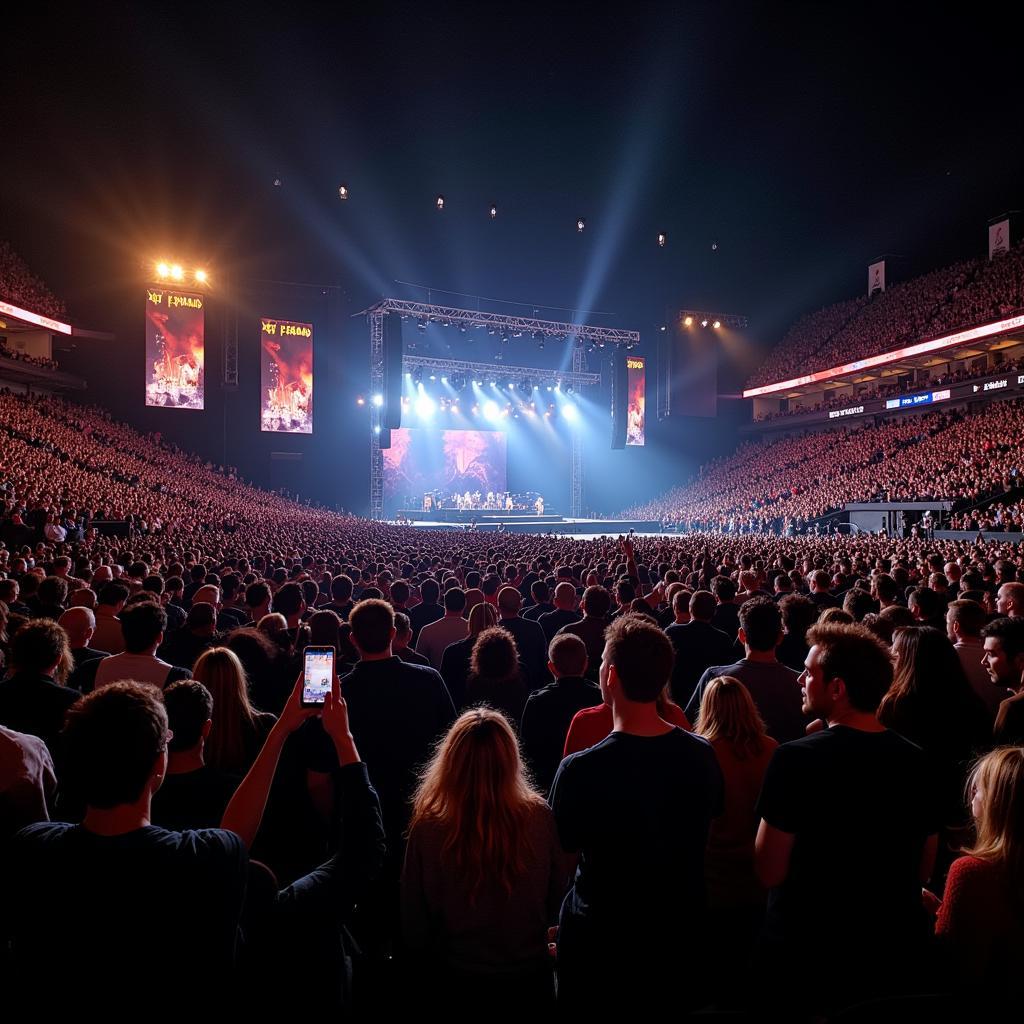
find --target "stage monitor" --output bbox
[625,355,646,446]
[260,317,313,433]
[145,287,204,409]
[382,428,507,508]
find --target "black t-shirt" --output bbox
[5,823,246,1012]
[151,765,239,831]
[550,729,723,942]
[756,726,941,956]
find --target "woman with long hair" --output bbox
[439,602,498,710]
[402,707,567,1009]
[697,675,778,909]
[879,626,992,830]
[465,627,530,723]
[225,625,290,716]
[192,646,276,775]
[934,746,1024,1002]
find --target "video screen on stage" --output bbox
[145,288,205,409]
[626,355,646,446]
[260,318,313,433]
[383,428,507,506]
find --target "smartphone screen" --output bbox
[302,646,334,706]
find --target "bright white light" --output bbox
[194,269,208,284]
[482,400,500,422]
[374,425,381,434]
[415,395,436,418]
[170,264,184,281]
[372,394,384,407]
[156,262,169,278]
[562,404,579,422]
[441,376,448,384]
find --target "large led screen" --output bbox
[145,288,205,409]
[260,317,313,433]
[383,428,507,506]
[626,355,646,446]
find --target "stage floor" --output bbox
[391,516,663,536]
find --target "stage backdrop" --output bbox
[383,428,507,507]
[260,317,313,433]
[626,355,646,446]
[145,287,204,409]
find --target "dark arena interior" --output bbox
[2,5,1024,1018]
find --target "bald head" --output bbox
[193,585,222,609]
[69,588,97,610]
[58,606,96,648]
[553,582,577,611]
[997,582,1024,619]
[497,586,522,617]
[92,565,113,586]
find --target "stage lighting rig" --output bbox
[490,203,497,219]
[657,232,667,247]
[338,184,349,200]
[577,218,586,233]
[436,195,445,211]
[679,309,748,330]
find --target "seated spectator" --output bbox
[754,622,941,1015]
[27,575,68,620]
[0,724,57,841]
[151,679,237,830]
[935,746,1024,1007]
[85,601,191,692]
[687,597,805,743]
[465,626,531,724]
[549,613,723,1013]
[520,634,601,796]
[0,619,79,756]
[192,646,276,776]
[402,708,566,1011]
[4,682,248,1014]
[58,606,108,669]
[997,581,1024,619]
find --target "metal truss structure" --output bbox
[677,309,748,329]
[367,298,620,519]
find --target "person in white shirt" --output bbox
[93,601,191,691]
[416,587,470,670]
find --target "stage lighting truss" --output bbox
[402,355,599,391]
[678,309,748,330]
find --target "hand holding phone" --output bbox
[302,645,335,707]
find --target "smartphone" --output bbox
[302,645,335,707]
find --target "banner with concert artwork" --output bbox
[260,318,313,433]
[868,259,886,296]
[625,355,646,446]
[990,218,1010,260]
[145,288,205,409]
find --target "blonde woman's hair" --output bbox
[192,646,257,774]
[467,601,498,637]
[965,746,1024,886]
[695,675,768,760]
[409,707,546,901]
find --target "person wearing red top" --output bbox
[934,746,1024,1007]
[563,691,689,756]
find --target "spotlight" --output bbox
[701,319,709,328]
[487,326,496,335]
[482,400,500,421]
[155,262,169,279]
[338,183,349,200]
[657,232,667,247]
[562,404,579,422]
[566,384,574,394]
[554,382,561,391]
[413,367,423,385]
[546,385,553,392]
[436,194,445,211]
[538,339,545,350]
[170,265,184,281]
[429,374,436,381]
[577,218,586,233]
[684,316,693,327]
[659,324,667,332]
[490,380,497,387]
[711,242,718,250]
[194,269,208,284]
[415,395,436,418]
[489,203,497,219]
[374,425,381,434]
[273,178,282,187]
[417,319,428,331]
[441,376,448,384]
[372,394,384,407]
[713,320,721,329]
[356,396,366,406]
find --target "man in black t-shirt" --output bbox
[5,682,247,1014]
[550,614,723,1012]
[984,616,1024,745]
[754,622,941,1015]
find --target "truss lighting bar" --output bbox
[403,354,600,388]
[743,311,1024,398]
[678,310,748,329]
[366,298,639,347]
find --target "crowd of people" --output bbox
[0,241,67,321]
[747,243,1024,389]
[626,397,1024,532]
[1,487,1024,1016]
[0,338,59,371]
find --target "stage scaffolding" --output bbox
[366,298,638,520]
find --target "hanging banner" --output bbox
[260,318,313,433]
[868,260,886,296]
[989,219,1010,259]
[145,288,204,409]
[626,355,646,446]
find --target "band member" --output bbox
[534,495,545,515]
[505,492,514,511]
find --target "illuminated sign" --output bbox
[885,389,954,410]
[828,405,865,419]
[625,355,645,446]
[261,317,313,433]
[0,299,72,335]
[144,288,205,410]
[743,312,1024,398]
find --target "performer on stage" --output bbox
[534,495,545,516]
[505,492,514,511]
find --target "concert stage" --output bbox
[396,509,660,535]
